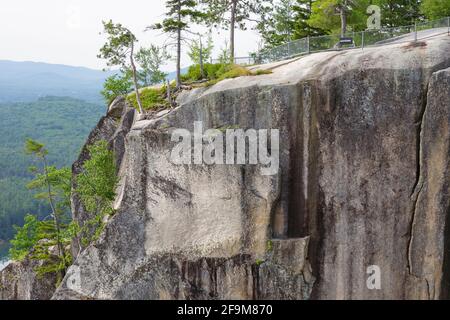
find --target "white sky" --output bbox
[0,0,262,71]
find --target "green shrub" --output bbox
[214,63,231,78]
[218,65,252,79]
[181,64,202,82]
[181,63,224,82]
[255,69,273,76]
[182,63,273,87]
[207,63,225,79]
[101,73,133,105]
[10,214,73,283]
[9,214,39,261]
[205,64,253,86]
[75,140,118,246]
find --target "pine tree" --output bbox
[19,139,72,280]
[257,0,296,47]
[24,139,66,267]
[293,0,326,38]
[420,0,450,20]
[257,0,326,48]
[202,0,273,63]
[374,0,424,27]
[152,0,205,89]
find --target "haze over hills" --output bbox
[0,60,184,104]
[0,60,116,104]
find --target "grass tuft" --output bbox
[127,84,175,111]
[182,63,273,88]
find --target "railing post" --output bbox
[414,22,417,42]
[448,16,450,36]
[362,31,365,50]
[307,36,310,54]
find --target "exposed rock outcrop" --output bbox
[50,34,450,300]
[0,257,57,300]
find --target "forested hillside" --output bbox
[0,96,104,252]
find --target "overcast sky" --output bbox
[0,0,262,71]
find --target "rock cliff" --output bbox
[6,34,450,300]
[0,257,57,300]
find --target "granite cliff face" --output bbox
[5,34,450,300]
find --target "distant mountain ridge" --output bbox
[0,60,115,104]
[0,60,186,104]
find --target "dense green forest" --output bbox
[0,96,104,252]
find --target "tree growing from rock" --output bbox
[98,20,144,113]
[201,0,273,63]
[135,44,171,86]
[9,139,73,281]
[25,140,67,264]
[152,0,205,89]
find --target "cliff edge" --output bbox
[20,34,450,300]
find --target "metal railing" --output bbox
[227,16,450,65]
[210,56,256,65]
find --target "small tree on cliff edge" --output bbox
[24,139,66,265]
[22,139,72,279]
[98,20,144,114]
[152,0,205,90]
